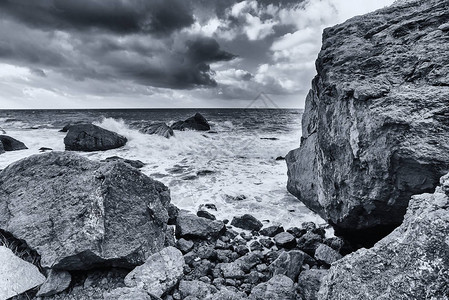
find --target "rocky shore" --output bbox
[1,0,449,299]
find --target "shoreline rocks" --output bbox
[286,0,449,245]
[139,122,174,139]
[64,123,127,151]
[0,135,28,154]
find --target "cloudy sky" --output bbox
[0,0,395,109]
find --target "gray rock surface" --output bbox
[286,0,449,242]
[64,123,127,151]
[269,250,305,281]
[176,212,225,240]
[297,269,328,300]
[124,246,185,297]
[140,122,174,138]
[318,173,449,299]
[0,152,171,270]
[0,135,28,154]
[273,232,296,249]
[314,244,342,265]
[37,269,72,297]
[249,274,296,300]
[0,246,45,299]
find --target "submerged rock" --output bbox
[319,173,449,299]
[286,0,449,244]
[64,123,127,151]
[140,122,174,138]
[0,152,171,270]
[171,113,211,131]
[0,135,28,154]
[0,246,45,299]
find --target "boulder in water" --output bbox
[101,156,145,169]
[64,123,127,151]
[0,135,28,154]
[171,113,211,131]
[319,173,449,299]
[0,151,171,270]
[140,122,174,138]
[286,0,449,245]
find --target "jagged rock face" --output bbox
[0,152,171,270]
[140,122,174,138]
[318,173,449,299]
[286,0,449,242]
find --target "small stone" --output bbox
[297,269,328,300]
[249,275,296,300]
[260,225,284,237]
[269,250,305,281]
[274,232,296,249]
[231,214,263,231]
[302,222,317,231]
[234,245,250,256]
[37,269,72,297]
[177,238,194,254]
[256,264,268,272]
[250,241,264,252]
[297,232,323,256]
[176,212,225,240]
[286,227,307,238]
[259,238,274,249]
[314,243,342,265]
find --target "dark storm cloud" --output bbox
[0,0,239,89]
[0,0,194,35]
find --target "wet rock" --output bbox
[269,250,305,281]
[124,247,184,297]
[64,123,127,151]
[297,232,323,256]
[37,269,72,297]
[197,170,215,177]
[319,173,449,299]
[314,244,342,265]
[0,152,171,270]
[249,241,263,252]
[176,212,225,240]
[275,156,285,161]
[197,210,216,220]
[101,156,145,169]
[286,0,449,245]
[231,214,263,231]
[140,122,174,138]
[273,232,296,249]
[0,135,28,154]
[0,246,45,299]
[171,113,211,131]
[249,274,296,300]
[39,147,53,152]
[286,227,307,238]
[297,269,328,300]
[260,225,284,237]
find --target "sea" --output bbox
[0,108,327,230]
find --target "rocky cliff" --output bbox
[286,0,449,244]
[318,172,449,299]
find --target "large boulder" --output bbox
[140,122,174,138]
[64,123,127,151]
[171,113,211,131]
[0,135,28,154]
[0,151,171,270]
[286,0,449,244]
[0,246,45,299]
[318,173,449,299]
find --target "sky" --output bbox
[0,0,395,109]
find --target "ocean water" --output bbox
[0,109,327,230]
